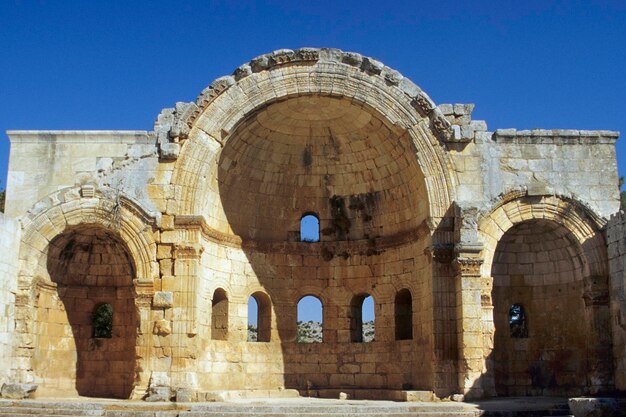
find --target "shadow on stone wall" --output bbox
[43,225,137,399]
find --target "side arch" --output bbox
[478,193,611,396]
[13,186,159,397]
[19,187,159,285]
[479,193,607,279]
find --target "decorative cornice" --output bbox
[34,279,58,293]
[174,215,432,254]
[174,215,242,247]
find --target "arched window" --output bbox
[92,303,113,338]
[297,295,323,343]
[212,288,228,340]
[509,303,528,338]
[350,294,375,342]
[300,213,320,242]
[248,292,271,342]
[395,289,413,340]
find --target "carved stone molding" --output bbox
[454,257,483,276]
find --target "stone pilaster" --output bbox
[583,275,614,393]
[131,285,153,399]
[454,250,484,399]
[168,243,201,390]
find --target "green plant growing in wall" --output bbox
[92,303,113,338]
[619,177,626,211]
[0,180,5,213]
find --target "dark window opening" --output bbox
[248,292,271,342]
[300,213,320,242]
[212,288,228,340]
[509,303,528,338]
[297,295,323,343]
[395,289,413,340]
[92,303,113,338]
[350,294,375,342]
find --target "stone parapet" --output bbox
[493,128,619,143]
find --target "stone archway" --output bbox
[40,225,137,398]
[14,187,158,398]
[478,194,612,397]
[165,50,457,395]
[169,48,457,223]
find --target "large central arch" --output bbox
[167,49,460,395]
[170,49,457,224]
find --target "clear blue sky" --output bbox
[4,1,622,329]
[1,1,625,190]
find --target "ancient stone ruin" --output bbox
[0,48,623,402]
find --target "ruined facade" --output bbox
[1,48,624,400]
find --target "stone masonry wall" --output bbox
[193,236,435,394]
[0,213,20,384]
[607,211,626,390]
[440,105,620,219]
[5,131,160,218]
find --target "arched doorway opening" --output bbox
[297,295,323,343]
[39,224,138,398]
[490,219,600,396]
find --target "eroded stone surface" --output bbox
[1,383,37,399]
[568,398,619,417]
[144,386,171,402]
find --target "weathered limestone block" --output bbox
[403,391,436,402]
[153,319,172,336]
[451,394,465,402]
[568,398,619,417]
[175,387,195,402]
[149,371,170,387]
[96,157,113,172]
[233,64,252,81]
[153,291,173,309]
[1,383,37,399]
[341,52,363,67]
[361,56,384,75]
[145,386,172,402]
[159,143,180,160]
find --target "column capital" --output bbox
[453,257,483,276]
